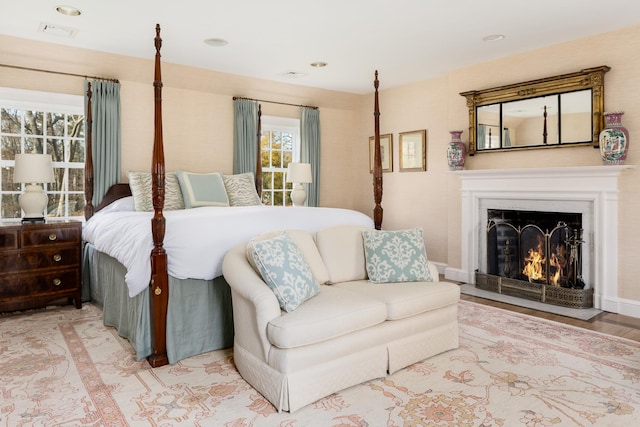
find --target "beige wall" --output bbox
[0,34,363,212]
[353,25,640,315]
[1,24,639,314]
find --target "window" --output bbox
[0,88,85,221]
[260,116,300,206]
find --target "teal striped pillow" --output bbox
[362,227,433,283]
[223,172,262,206]
[127,171,184,211]
[175,171,229,208]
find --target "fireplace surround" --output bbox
[448,165,631,311]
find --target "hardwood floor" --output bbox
[461,293,640,342]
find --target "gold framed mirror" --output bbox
[460,66,610,155]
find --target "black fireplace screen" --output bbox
[486,209,585,289]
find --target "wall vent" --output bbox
[38,22,78,38]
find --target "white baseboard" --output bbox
[443,266,470,283]
[432,261,447,275]
[601,297,640,319]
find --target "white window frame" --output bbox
[0,87,85,221]
[261,115,300,206]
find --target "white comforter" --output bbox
[83,205,374,297]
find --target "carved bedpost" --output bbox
[255,104,263,197]
[373,71,383,230]
[84,82,94,220]
[148,23,169,368]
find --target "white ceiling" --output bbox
[2,0,640,94]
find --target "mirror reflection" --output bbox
[476,90,591,150]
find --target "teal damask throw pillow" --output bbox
[247,232,319,312]
[362,227,433,283]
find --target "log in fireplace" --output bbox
[476,209,594,309]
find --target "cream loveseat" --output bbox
[222,225,460,412]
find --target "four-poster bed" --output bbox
[83,25,383,367]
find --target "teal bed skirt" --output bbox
[82,243,234,364]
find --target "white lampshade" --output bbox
[14,154,55,184]
[286,163,312,207]
[13,154,55,222]
[286,163,312,184]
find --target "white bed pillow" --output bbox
[99,196,135,214]
[223,172,262,206]
[127,171,185,211]
[175,170,230,208]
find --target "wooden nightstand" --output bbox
[0,220,82,312]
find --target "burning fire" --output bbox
[549,246,567,286]
[522,240,545,282]
[522,237,566,286]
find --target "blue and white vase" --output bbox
[599,111,629,165]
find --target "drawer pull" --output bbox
[53,254,62,262]
[53,278,62,286]
[49,233,58,241]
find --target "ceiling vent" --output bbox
[38,22,78,38]
[281,71,307,78]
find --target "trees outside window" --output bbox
[260,116,300,206]
[0,88,85,220]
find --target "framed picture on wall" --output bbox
[369,133,393,173]
[399,129,427,172]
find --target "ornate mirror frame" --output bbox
[460,66,610,155]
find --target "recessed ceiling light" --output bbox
[310,62,328,68]
[482,34,505,42]
[56,5,81,16]
[204,38,228,47]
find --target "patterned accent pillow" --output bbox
[247,232,319,312]
[127,171,185,211]
[223,173,262,206]
[175,171,230,208]
[362,227,433,283]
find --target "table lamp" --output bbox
[13,153,55,223]
[286,163,312,206]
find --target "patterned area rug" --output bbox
[1,300,639,426]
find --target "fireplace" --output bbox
[448,165,631,312]
[477,208,593,308]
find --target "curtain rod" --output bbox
[0,63,119,83]
[233,96,317,110]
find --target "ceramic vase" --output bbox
[599,111,629,165]
[447,130,466,170]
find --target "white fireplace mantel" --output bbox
[446,165,634,314]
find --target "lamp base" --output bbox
[19,183,48,221]
[21,217,46,224]
[290,184,307,206]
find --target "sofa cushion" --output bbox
[362,227,433,283]
[315,225,371,284]
[267,285,387,348]
[247,232,319,312]
[247,230,330,285]
[333,280,460,320]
